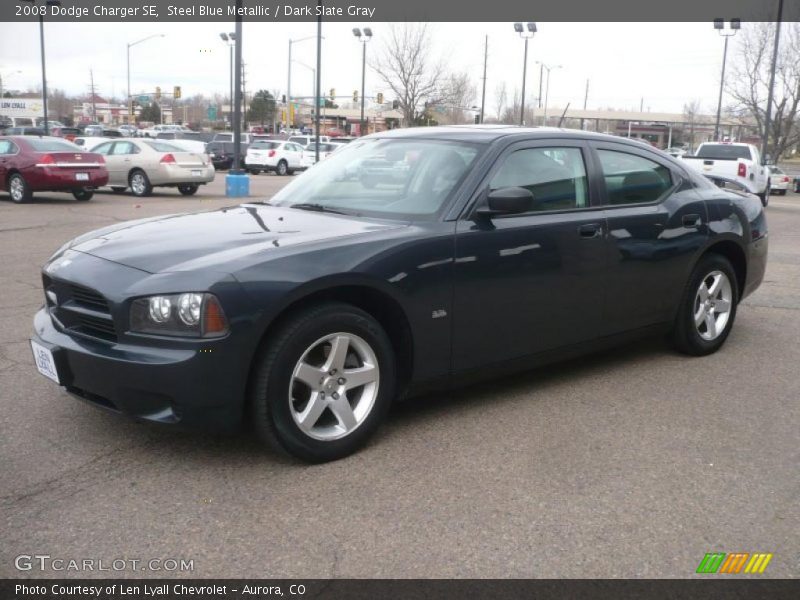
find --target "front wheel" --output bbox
[177,184,199,196]
[671,254,738,356]
[250,303,396,462]
[72,189,93,201]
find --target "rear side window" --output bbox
[26,139,80,152]
[250,142,280,150]
[144,141,183,153]
[490,147,589,211]
[597,150,672,205]
[695,144,752,160]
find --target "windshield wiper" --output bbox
[289,203,350,215]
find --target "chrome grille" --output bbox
[42,275,117,342]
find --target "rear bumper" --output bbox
[743,235,768,300]
[151,164,215,185]
[31,307,244,432]
[31,168,109,190]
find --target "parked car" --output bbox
[205,141,241,170]
[244,140,306,175]
[29,127,767,462]
[1,127,47,136]
[83,125,122,138]
[0,135,108,202]
[288,134,331,148]
[90,138,214,196]
[664,147,688,158]
[681,142,771,206]
[50,127,81,141]
[155,132,210,155]
[768,166,791,195]
[302,142,341,166]
[73,137,116,151]
[212,132,257,145]
[117,125,138,137]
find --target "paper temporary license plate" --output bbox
[31,340,60,384]
[191,169,202,177]
[75,173,89,181]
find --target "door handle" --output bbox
[578,223,602,239]
[682,214,701,228]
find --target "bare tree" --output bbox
[682,100,703,152]
[494,82,507,121]
[727,22,800,159]
[437,72,477,124]
[370,23,445,125]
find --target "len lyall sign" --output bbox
[0,98,45,118]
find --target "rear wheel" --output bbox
[177,184,199,196]
[8,173,32,204]
[250,303,396,462]
[129,170,152,197]
[671,254,738,356]
[72,189,93,201]
[276,160,288,176]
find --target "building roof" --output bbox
[542,107,743,127]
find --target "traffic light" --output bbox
[377,92,384,104]
[173,86,181,99]
[474,114,480,124]
[155,86,162,101]
[392,99,399,110]
[281,94,286,104]
[330,88,336,100]
[281,109,287,123]
[353,90,358,102]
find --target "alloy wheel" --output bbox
[130,173,146,195]
[693,270,733,341]
[289,332,380,441]
[9,177,24,202]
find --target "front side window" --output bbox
[490,147,589,211]
[270,138,481,220]
[597,149,672,205]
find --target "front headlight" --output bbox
[130,293,228,338]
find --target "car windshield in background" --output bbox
[26,138,80,152]
[695,144,752,160]
[269,138,481,220]
[250,141,280,150]
[144,141,185,153]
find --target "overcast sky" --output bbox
[0,21,749,115]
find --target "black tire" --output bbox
[276,160,288,176]
[128,170,153,197]
[671,253,739,356]
[249,169,261,175]
[250,302,397,462]
[8,173,32,204]
[72,189,93,201]
[758,184,770,207]
[111,187,127,194]
[177,184,199,196]
[777,189,786,196]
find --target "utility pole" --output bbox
[479,35,487,124]
[640,97,644,112]
[241,60,247,132]
[581,79,589,130]
[762,0,784,164]
[89,69,97,122]
[315,0,322,163]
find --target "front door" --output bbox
[452,141,607,371]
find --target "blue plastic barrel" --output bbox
[225,171,250,197]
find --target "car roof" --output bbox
[365,125,660,146]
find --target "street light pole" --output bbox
[513,22,537,126]
[220,33,236,128]
[713,18,740,141]
[537,62,562,125]
[315,0,322,163]
[352,28,373,136]
[287,35,319,131]
[128,33,165,125]
[762,0,784,164]
[22,0,61,135]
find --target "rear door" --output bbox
[589,141,708,333]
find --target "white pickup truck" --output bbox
[681,142,771,206]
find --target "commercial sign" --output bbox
[0,97,44,118]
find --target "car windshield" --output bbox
[771,167,784,175]
[26,138,80,152]
[269,138,482,220]
[144,141,184,153]
[695,144,752,160]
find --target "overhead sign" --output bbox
[138,95,150,103]
[0,98,44,118]
[207,106,217,120]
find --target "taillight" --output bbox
[39,154,55,165]
[784,176,790,182]
[160,153,176,164]
[96,155,105,164]
[268,150,276,157]
[737,162,747,177]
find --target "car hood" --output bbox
[69,204,405,274]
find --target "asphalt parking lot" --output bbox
[1,174,799,578]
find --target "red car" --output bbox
[0,136,109,203]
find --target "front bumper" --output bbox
[32,308,244,432]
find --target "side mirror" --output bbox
[477,187,534,217]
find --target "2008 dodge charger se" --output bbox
[31,127,768,462]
